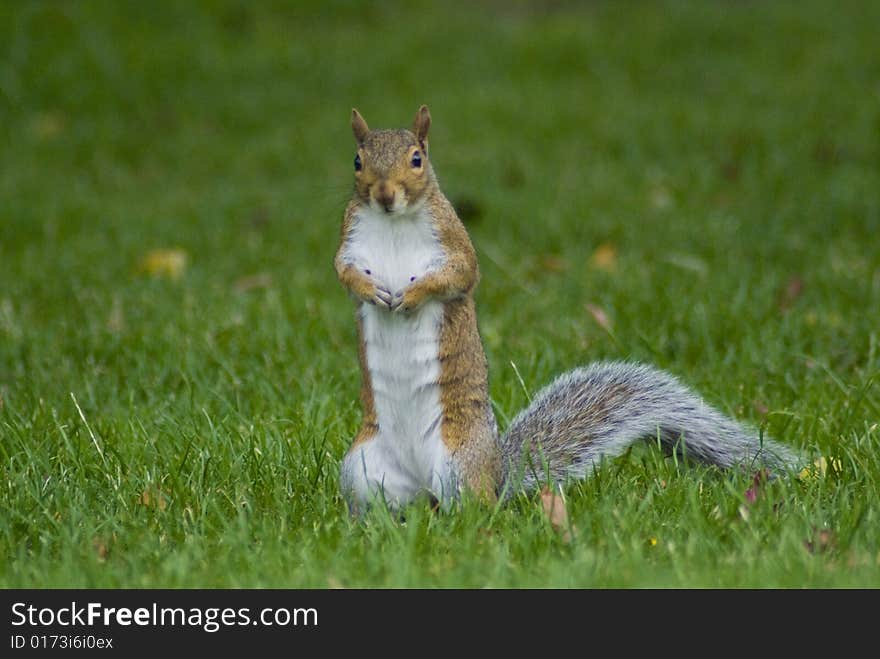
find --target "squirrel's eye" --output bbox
[411,151,422,168]
[354,154,362,172]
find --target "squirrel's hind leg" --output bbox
[340,437,423,513]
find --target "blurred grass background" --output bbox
[1,0,878,587]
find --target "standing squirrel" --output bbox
[335,105,800,512]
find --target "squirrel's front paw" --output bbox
[391,279,425,313]
[369,286,393,309]
[390,290,405,312]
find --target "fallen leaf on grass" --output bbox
[803,527,837,554]
[777,276,804,313]
[476,527,496,546]
[744,468,770,505]
[589,242,618,272]
[585,303,613,332]
[137,486,168,511]
[232,272,273,293]
[93,537,109,562]
[720,159,740,182]
[137,248,188,280]
[752,399,769,418]
[106,296,126,334]
[540,486,573,543]
[663,253,708,276]
[539,254,569,273]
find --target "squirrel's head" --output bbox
[350,105,434,215]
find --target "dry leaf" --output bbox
[477,527,495,541]
[589,242,618,272]
[539,254,569,273]
[803,527,837,554]
[540,486,573,543]
[744,468,770,505]
[477,528,496,546]
[137,486,167,511]
[752,399,769,418]
[720,159,741,182]
[106,296,126,333]
[777,276,804,313]
[232,272,273,293]
[664,253,708,275]
[138,248,188,280]
[93,537,109,561]
[585,303,613,332]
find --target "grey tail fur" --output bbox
[500,361,802,492]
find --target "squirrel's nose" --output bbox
[374,183,396,212]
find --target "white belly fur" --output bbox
[341,206,457,507]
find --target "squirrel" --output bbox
[334,105,800,512]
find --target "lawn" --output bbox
[1,0,878,588]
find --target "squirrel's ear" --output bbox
[351,109,369,144]
[412,104,431,150]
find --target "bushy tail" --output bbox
[500,361,802,492]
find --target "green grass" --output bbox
[1,0,879,588]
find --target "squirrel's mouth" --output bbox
[371,201,396,214]
[370,194,405,215]
[369,182,407,214]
